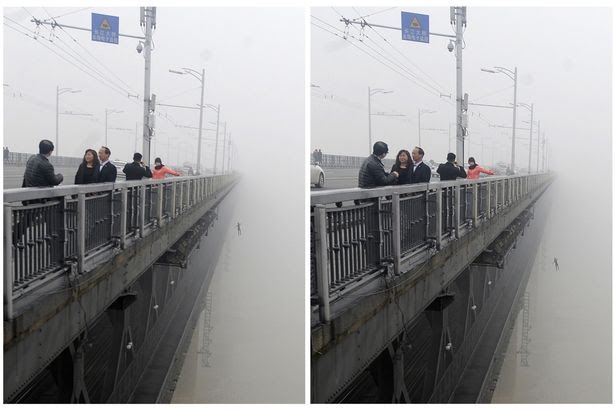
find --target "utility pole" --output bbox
[227,136,232,173]
[105,108,123,147]
[134,122,138,153]
[214,113,222,175]
[220,122,227,174]
[511,66,518,172]
[453,6,467,165]
[528,103,533,173]
[141,7,156,166]
[367,86,372,154]
[535,120,541,172]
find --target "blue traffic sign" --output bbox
[401,12,429,43]
[92,13,119,44]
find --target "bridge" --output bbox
[3,172,239,403]
[310,172,553,403]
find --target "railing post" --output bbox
[494,180,499,214]
[486,181,492,218]
[391,192,401,275]
[435,187,442,249]
[139,185,146,238]
[314,205,330,323]
[178,181,184,215]
[4,205,14,320]
[454,184,461,238]
[77,193,86,273]
[472,183,478,228]
[120,188,127,249]
[157,183,164,227]
[171,182,177,218]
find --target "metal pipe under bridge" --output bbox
[310,172,554,403]
[3,173,239,402]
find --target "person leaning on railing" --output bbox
[436,152,467,181]
[152,157,181,179]
[466,157,495,179]
[123,153,153,180]
[358,141,398,188]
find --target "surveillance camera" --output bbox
[136,42,143,53]
[447,41,454,52]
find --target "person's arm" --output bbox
[370,161,397,185]
[42,161,63,186]
[421,165,431,182]
[144,166,152,178]
[458,165,467,178]
[165,166,181,176]
[110,165,117,181]
[478,166,494,175]
[74,164,83,184]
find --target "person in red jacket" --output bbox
[152,157,181,179]
[466,157,495,179]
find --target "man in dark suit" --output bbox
[437,152,467,181]
[410,146,431,183]
[123,153,152,180]
[97,146,117,183]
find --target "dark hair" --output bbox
[468,157,476,164]
[154,157,163,165]
[39,139,54,155]
[414,146,425,158]
[447,152,456,162]
[82,149,100,166]
[100,146,111,156]
[373,141,389,156]
[133,152,143,162]
[394,149,412,169]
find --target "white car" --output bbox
[310,163,325,188]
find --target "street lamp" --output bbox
[169,67,205,174]
[418,109,436,147]
[481,65,518,173]
[368,87,393,153]
[516,102,534,173]
[56,86,81,156]
[105,109,124,147]
[202,104,221,174]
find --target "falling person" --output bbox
[236,222,242,236]
[553,257,559,271]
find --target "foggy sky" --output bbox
[311,7,612,171]
[3,7,305,173]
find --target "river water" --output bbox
[170,176,304,404]
[492,179,611,403]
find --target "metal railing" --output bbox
[313,153,395,169]
[3,173,237,319]
[311,173,551,322]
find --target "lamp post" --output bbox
[202,104,221,174]
[481,66,518,173]
[368,87,393,153]
[516,102,534,173]
[104,108,124,147]
[169,67,205,174]
[418,109,436,147]
[56,86,81,155]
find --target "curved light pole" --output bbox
[481,66,518,173]
[56,86,81,155]
[368,87,393,153]
[169,67,205,174]
[418,109,436,147]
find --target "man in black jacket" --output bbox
[410,146,431,183]
[22,139,64,187]
[97,146,117,183]
[123,153,152,180]
[437,152,467,181]
[358,141,398,188]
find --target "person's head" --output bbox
[468,157,476,166]
[39,139,54,156]
[83,149,99,165]
[98,146,110,162]
[373,141,389,158]
[447,152,456,163]
[154,157,163,166]
[412,146,424,162]
[395,149,411,167]
[133,153,143,162]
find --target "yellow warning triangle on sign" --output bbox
[100,18,111,30]
[410,16,421,29]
